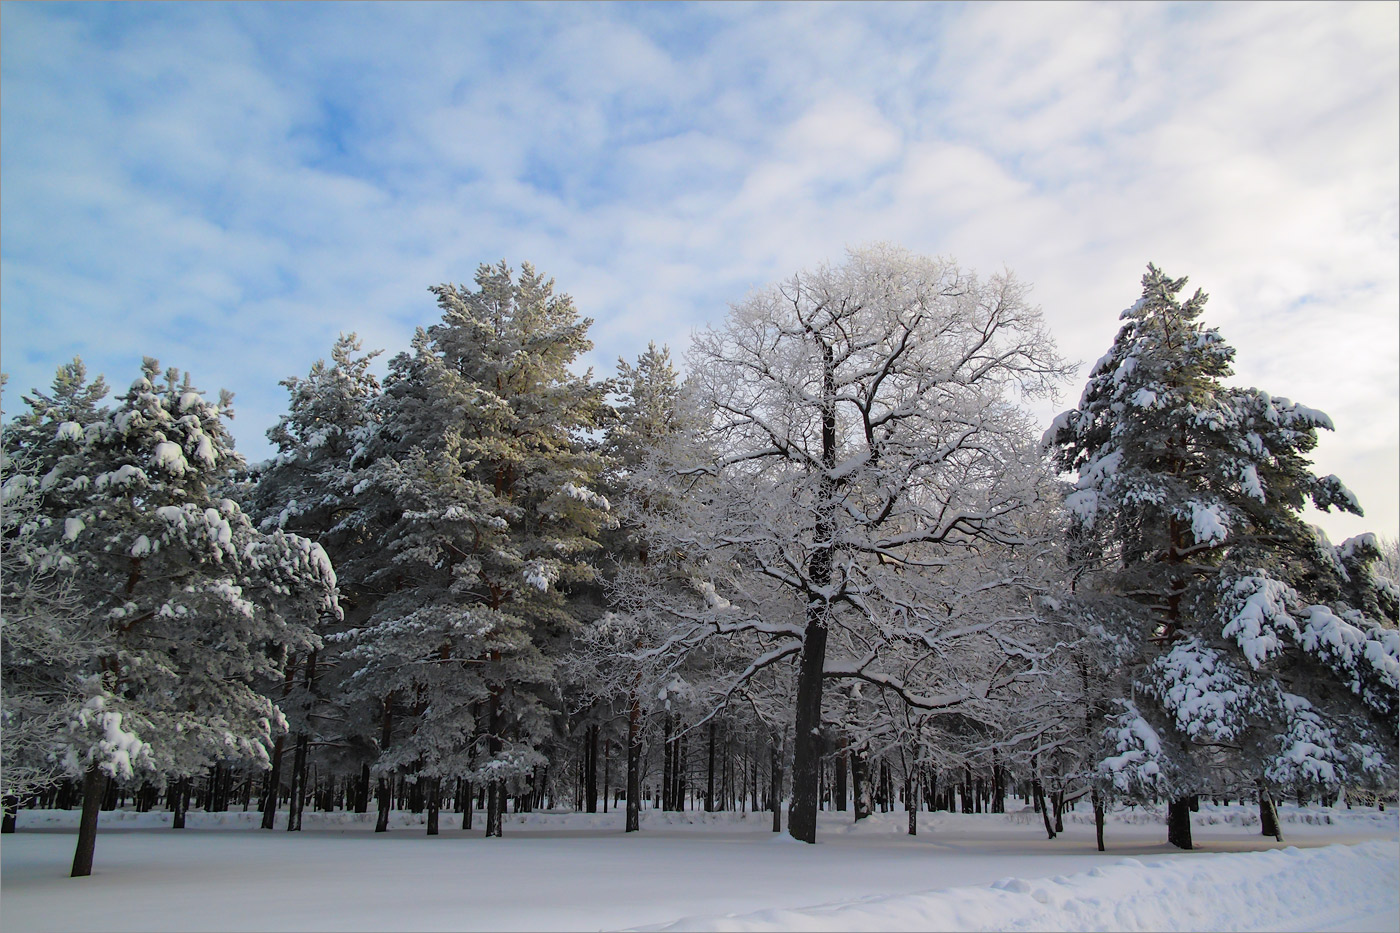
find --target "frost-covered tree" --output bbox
[1047,265,1399,849]
[242,333,384,828]
[332,263,612,836]
[631,245,1069,843]
[0,359,339,875]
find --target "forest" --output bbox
[3,246,1397,879]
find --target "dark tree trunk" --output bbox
[1167,796,1194,849]
[260,734,284,829]
[662,714,674,811]
[770,729,783,833]
[70,763,104,877]
[2,794,18,833]
[788,339,836,846]
[1032,757,1055,839]
[1053,787,1065,834]
[1259,782,1282,841]
[375,691,394,832]
[851,748,872,821]
[485,690,504,838]
[585,723,598,813]
[626,694,642,832]
[602,737,610,814]
[171,777,190,829]
[906,767,919,836]
[287,734,309,831]
[706,720,717,812]
[354,762,370,814]
[834,736,848,811]
[426,777,440,836]
[375,776,391,833]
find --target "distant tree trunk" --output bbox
[1032,757,1055,839]
[354,762,370,814]
[584,723,598,813]
[426,777,440,836]
[1259,782,1282,841]
[485,689,504,838]
[706,720,717,812]
[851,749,872,820]
[1092,787,1106,851]
[70,763,104,877]
[626,694,642,832]
[661,713,674,811]
[171,777,190,829]
[906,766,919,836]
[834,736,848,811]
[1053,787,1065,834]
[991,751,1006,814]
[770,729,783,833]
[1167,796,1194,849]
[3,795,19,833]
[287,734,309,831]
[603,737,611,814]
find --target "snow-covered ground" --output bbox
[2,803,1395,932]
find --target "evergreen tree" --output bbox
[1047,265,1398,848]
[0,358,339,874]
[333,262,612,836]
[242,334,384,828]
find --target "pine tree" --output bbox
[1,358,339,874]
[1047,265,1399,848]
[333,262,612,835]
[242,334,384,828]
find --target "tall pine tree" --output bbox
[1048,265,1398,848]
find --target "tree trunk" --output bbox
[1259,782,1282,841]
[626,693,642,832]
[661,713,674,811]
[171,777,190,829]
[585,723,599,813]
[1092,787,1106,851]
[70,762,104,877]
[602,737,611,814]
[706,720,716,812]
[770,729,783,833]
[906,767,919,836]
[350,762,368,814]
[851,748,872,821]
[788,339,836,846]
[375,776,391,832]
[485,689,504,838]
[1032,757,1055,839]
[3,794,19,833]
[834,736,848,811]
[1167,796,1194,849]
[426,777,440,835]
[287,734,309,831]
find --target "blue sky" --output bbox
[2,1,1396,542]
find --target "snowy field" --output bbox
[2,803,1396,932]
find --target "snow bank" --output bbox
[644,841,1399,932]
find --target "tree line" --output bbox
[3,248,1396,877]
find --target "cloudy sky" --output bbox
[2,1,1396,542]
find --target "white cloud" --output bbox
[1,1,1394,541]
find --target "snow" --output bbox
[151,440,190,475]
[4,804,1391,932]
[1189,501,1228,546]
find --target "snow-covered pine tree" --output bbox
[333,262,612,836]
[562,342,693,831]
[242,333,384,828]
[1047,265,1399,849]
[0,358,339,875]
